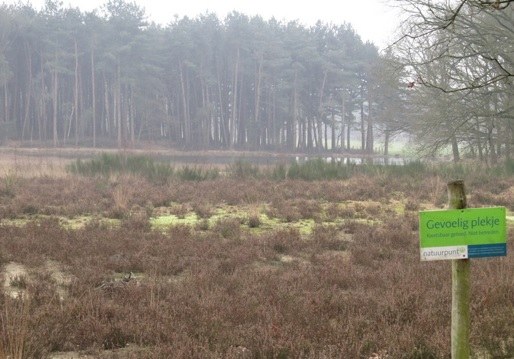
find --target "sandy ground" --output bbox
[3,262,30,299]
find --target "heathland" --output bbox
[0,152,513,358]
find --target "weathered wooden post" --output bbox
[420,180,507,358]
[447,180,470,359]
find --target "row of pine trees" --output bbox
[0,0,400,152]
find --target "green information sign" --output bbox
[419,207,506,261]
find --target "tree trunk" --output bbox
[360,84,366,152]
[317,69,328,151]
[52,58,58,147]
[21,44,32,143]
[331,109,336,151]
[91,47,97,148]
[384,129,390,156]
[451,135,460,163]
[74,39,79,146]
[487,125,497,164]
[289,69,299,150]
[230,47,240,150]
[129,86,135,146]
[340,93,346,150]
[103,75,110,136]
[254,53,263,149]
[347,119,351,151]
[116,62,122,148]
[38,56,45,142]
[180,63,190,147]
[366,91,373,154]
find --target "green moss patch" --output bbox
[150,213,198,229]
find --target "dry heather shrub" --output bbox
[338,205,357,219]
[121,205,151,232]
[346,175,387,200]
[112,184,130,214]
[1,174,513,358]
[7,177,95,216]
[213,218,242,240]
[168,203,190,218]
[364,202,382,217]
[404,199,420,211]
[404,212,419,231]
[373,219,415,250]
[192,202,213,219]
[294,199,322,220]
[264,227,302,255]
[195,218,210,231]
[247,213,261,228]
[324,203,341,221]
[472,189,514,210]
[349,218,415,269]
[167,223,194,240]
[310,224,347,251]
[341,219,369,234]
[266,201,301,223]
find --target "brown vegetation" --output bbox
[0,161,513,358]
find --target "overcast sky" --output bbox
[5,0,403,49]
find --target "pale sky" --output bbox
[5,0,403,49]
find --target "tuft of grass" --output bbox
[176,166,219,181]
[9,275,28,289]
[67,153,174,183]
[1,171,18,198]
[0,296,31,359]
[287,159,353,180]
[227,160,260,179]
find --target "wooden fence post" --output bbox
[447,180,470,359]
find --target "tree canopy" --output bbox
[393,0,514,162]
[0,0,387,153]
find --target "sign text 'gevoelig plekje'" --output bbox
[419,207,506,261]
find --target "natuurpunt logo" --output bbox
[421,246,467,259]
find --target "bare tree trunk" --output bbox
[254,53,263,149]
[52,57,58,147]
[290,69,299,150]
[384,129,390,156]
[476,122,484,161]
[317,69,328,151]
[74,39,79,146]
[91,47,97,148]
[487,124,497,164]
[38,56,45,141]
[216,67,227,147]
[3,83,7,125]
[331,109,336,151]
[340,93,345,150]
[128,86,134,146]
[21,44,32,143]
[103,76,110,136]
[179,63,191,147]
[347,120,351,151]
[231,47,240,150]
[360,84,365,151]
[366,91,374,154]
[307,118,313,149]
[451,135,460,163]
[116,62,122,149]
